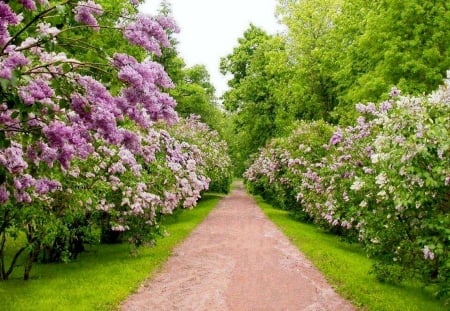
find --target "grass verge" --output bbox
[255,195,447,311]
[0,193,222,311]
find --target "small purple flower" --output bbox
[389,86,401,98]
[0,142,28,174]
[0,186,9,203]
[73,0,103,31]
[379,101,392,113]
[34,178,61,195]
[123,14,177,55]
[329,128,343,145]
[19,79,54,105]
[19,0,37,10]
[0,51,30,80]
[37,22,60,36]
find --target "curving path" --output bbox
[121,181,355,311]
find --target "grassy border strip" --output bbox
[0,194,222,311]
[255,195,446,311]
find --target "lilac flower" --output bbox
[121,130,141,153]
[155,16,180,33]
[37,141,58,167]
[123,14,175,55]
[343,191,350,202]
[329,128,343,145]
[58,144,75,170]
[423,245,435,260]
[118,148,137,166]
[19,0,37,10]
[366,103,377,114]
[0,3,20,24]
[0,2,21,45]
[0,186,9,203]
[13,174,34,191]
[37,22,60,36]
[375,172,388,186]
[379,101,392,113]
[14,190,31,203]
[73,0,103,31]
[44,121,73,148]
[111,224,129,232]
[112,53,138,68]
[18,79,54,105]
[0,51,30,80]
[34,178,61,194]
[0,142,28,174]
[389,86,401,98]
[355,103,367,113]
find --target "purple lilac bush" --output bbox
[0,0,231,280]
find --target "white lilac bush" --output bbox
[166,115,232,194]
[244,120,333,212]
[0,0,231,280]
[245,78,449,295]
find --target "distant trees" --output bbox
[222,0,450,174]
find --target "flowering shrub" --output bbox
[244,120,334,213]
[0,0,231,280]
[245,78,450,296]
[166,115,233,194]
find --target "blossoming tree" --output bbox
[0,0,232,280]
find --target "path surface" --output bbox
[121,182,355,311]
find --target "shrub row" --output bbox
[245,78,450,298]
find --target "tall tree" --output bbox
[277,0,343,121]
[221,26,292,173]
[339,0,450,105]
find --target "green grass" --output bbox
[0,194,222,311]
[255,196,448,311]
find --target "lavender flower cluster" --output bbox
[0,0,231,279]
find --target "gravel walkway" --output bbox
[121,181,355,311]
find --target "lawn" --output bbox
[0,194,221,311]
[255,196,448,311]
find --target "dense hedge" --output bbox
[245,78,450,298]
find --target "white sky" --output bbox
[140,0,283,98]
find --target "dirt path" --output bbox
[121,182,355,311]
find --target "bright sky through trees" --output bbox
[140,0,283,97]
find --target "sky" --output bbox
[140,0,284,98]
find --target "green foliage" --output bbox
[276,0,450,124]
[338,0,450,106]
[221,26,297,174]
